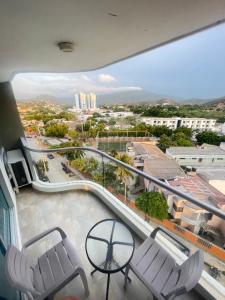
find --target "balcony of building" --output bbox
[8,140,223,299]
[16,187,204,300]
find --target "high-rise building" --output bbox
[74,92,97,111]
[89,93,97,110]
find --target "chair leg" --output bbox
[79,268,89,297]
[124,265,130,289]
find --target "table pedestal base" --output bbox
[91,268,131,300]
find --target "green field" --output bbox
[98,141,127,152]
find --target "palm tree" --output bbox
[110,149,118,157]
[114,153,133,202]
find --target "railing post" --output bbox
[0,233,7,255]
[102,155,105,188]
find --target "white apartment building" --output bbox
[166,144,225,167]
[141,117,216,131]
[101,111,134,118]
[74,92,97,111]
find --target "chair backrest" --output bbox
[177,250,204,292]
[162,250,203,299]
[4,245,39,298]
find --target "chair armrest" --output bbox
[150,227,190,256]
[22,227,67,250]
[163,286,186,299]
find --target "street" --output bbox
[27,137,81,182]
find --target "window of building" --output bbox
[173,203,183,212]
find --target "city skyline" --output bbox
[74,92,97,111]
[12,22,225,101]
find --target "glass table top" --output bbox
[86,219,135,273]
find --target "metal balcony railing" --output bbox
[20,138,225,298]
[21,139,225,222]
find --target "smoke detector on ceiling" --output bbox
[58,42,74,52]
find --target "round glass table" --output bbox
[85,219,135,300]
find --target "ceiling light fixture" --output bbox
[108,12,118,17]
[58,42,74,52]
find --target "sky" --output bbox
[12,22,225,101]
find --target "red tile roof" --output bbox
[169,175,225,206]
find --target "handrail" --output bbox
[22,139,225,221]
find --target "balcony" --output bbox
[17,187,203,300]
[181,214,204,226]
[17,138,225,299]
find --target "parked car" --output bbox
[47,154,54,159]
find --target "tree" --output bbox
[110,150,118,157]
[36,159,49,174]
[114,154,133,202]
[152,126,173,137]
[196,131,221,145]
[157,134,174,152]
[172,132,193,146]
[57,111,74,120]
[92,112,102,118]
[175,138,193,146]
[88,128,98,138]
[174,127,192,138]
[71,157,98,175]
[135,191,168,220]
[83,122,90,131]
[84,157,98,174]
[68,129,78,139]
[108,118,117,126]
[96,123,106,131]
[62,141,84,160]
[45,123,68,137]
[50,141,84,160]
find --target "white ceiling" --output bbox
[0,0,225,82]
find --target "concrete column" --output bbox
[0,82,24,150]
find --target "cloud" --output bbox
[81,75,91,81]
[98,74,116,83]
[12,73,142,100]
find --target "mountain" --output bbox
[202,96,225,109]
[17,94,73,105]
[97,90,180,105]
[17,91,225,108]
[179,98,210,105]
[155,98,178,105]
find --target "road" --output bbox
[26,137,82,183]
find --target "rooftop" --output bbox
[167,146,225,156]
[16,187,202,300]
[197,168,225,181]
[168,175,225,206]
[142,117,216,121]
[133,142,169,160]
[144,158,185,181]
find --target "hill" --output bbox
[202,96,225,109]
[156,98,178,105]
[97,90,182,105]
